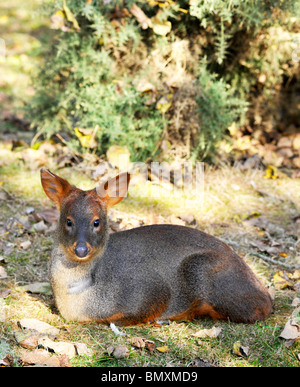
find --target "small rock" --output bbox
[113,345,129,359]
[19,240,31,250]
[194,357,215,367]
[0,266,8,279]
[18,318,59,337]
[107,344,129,359]
[178,213,195,225]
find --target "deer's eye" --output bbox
[66,219,72,227]
[93,219,100,228]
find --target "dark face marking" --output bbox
[57,189,108,262]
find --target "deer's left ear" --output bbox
[96,172,130,208]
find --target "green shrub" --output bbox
[27,18,164,161]
[26,0,299,162]
[193,65,247,161]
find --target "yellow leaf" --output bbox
[156,345,169,353]
[264,165,278,179]
[291,269,300,280]
[148,0,175,7]
[156,95,172,113]
[232,341,249,357]
[74,127,97,148]
[273,271,293,290]
[150,17,171,36]
[50,10,67,31]
[228,122,238,136]
[279,252,288,257]
[63,0,80,30]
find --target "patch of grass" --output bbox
[1,151,300,367]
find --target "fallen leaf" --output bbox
[62,0,80,30]
[21,282,52,296]
[232,341,249,358]
[156,345,169,353]
[51,10,70,31]
[264,165,279,179]
[38,336,76,358]
[291,297,300,307]
[291,270,300,280]
[0,288,11,298]
[250,240,283,255]
[130,3,152,29]
[33,220,48,233]
[14,330,40,349]
[129,336,146,349]
[21,148,49,169]
[18,318,59,336]
[294,282,300,292]
[151,17,171,36]
[156,95,172,113]
[74,342,94,357]
[273,271,294,290]
[58,354,71,367]
[0,353,14,367]
[280,318,300,341]
[74,127,97,148]
[136,80,156,94]
[145,340,156,353]
[20,348,50,366]
[192,326,222,339]
[35,208,59,223]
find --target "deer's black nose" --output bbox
[75,243,88,258]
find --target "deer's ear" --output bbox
[40,169,72,208]
[96,172,130,208]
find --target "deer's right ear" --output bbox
[40,169,72,208]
